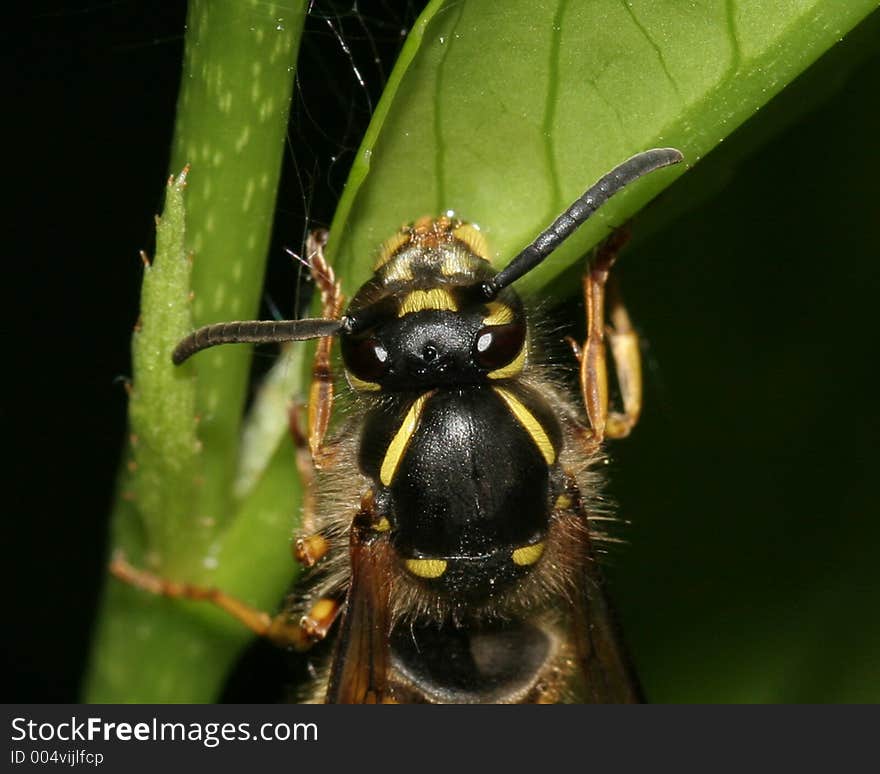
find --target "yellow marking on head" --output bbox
[482,301,514,326]
[345,371,381,392]
[398,287,458,317]
[404,558,448,579]
[374,517,391,532]
[374,229,410,270]
[380,254,415,283]
[488,345,526,380]
[493,387,556,465]
[554,494,573,510]
[439,247,474,277]
[453,223,489,260]
[512,542,545,566]
[380,392,432,486]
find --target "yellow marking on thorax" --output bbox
[380,392,432,486]
[374,516,391,532]
[512,542,545,566]
[482,301,514,326]
[398,287,458,317]
[488,345,526,380]
[405,558,448,579]
[493,387,556,465]
[345,371,381,392]
[554,493,573,510]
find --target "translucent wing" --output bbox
[570,507,644,703]
[324,525,392,704]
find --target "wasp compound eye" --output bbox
[473,322,526,371]
[341,334,390,382]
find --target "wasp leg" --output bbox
[577,229,642,443]
[294,533,330,567]
[304,229,346,469]
[288,399,333,555]
[299,597,342,643]
[109,554,339,652]
[289,401,334,567]
[604,276,642,438]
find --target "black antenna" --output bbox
[172,318,348,365]
[480,148,684,299]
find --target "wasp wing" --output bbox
[570,515,644,703]
[324,531,392,704]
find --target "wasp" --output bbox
[112,147,683,703]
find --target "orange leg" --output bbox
[295,533,330,567]
[576,229,643,444]
[299,597,342,642]
[288,231,345,556]
[604,277,642,438]
[289,401,320,537]
[303,229,345,468]
[110,554,340,651]
[289,401,332,566]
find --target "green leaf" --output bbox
[327,0,879,298]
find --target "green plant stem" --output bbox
[85,0,307,703]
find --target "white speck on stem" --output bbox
[212,284,226,309]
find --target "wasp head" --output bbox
[341,283,527,392]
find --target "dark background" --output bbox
[8,2,879,702]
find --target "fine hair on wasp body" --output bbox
[114,148,684,703]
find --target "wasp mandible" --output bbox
[113,147,684,703]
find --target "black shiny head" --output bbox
[341,287,527,392]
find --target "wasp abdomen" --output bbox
[389,618,558,703]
